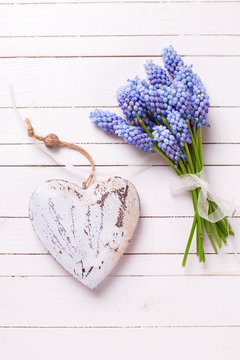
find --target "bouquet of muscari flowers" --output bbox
[89,46,234,266]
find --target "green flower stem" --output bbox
[179,149,205,264]
[222,216,234,234]
[208,202,229,246]
[195,132,199,151]
[182,215,197,267]
[209,202,229,247]
[194,124,207,261]
[179,157,199,261]
[136,116,152,138]
[180,145,199,259]
[187,122,202,171]
[202,249,206,262]
[204,219,218,253]
[197,212,204,262]
[192,189,204,260]
[184,143,195,174]
[223,215,232,229]
[210,222,222,249]
[153,144,182,176]
[210,201,234,235]
[160,114,171,131]
[209,201,233,237]
[137,115,182,176]
[217,226,227,244]
[179,159,187,174]
[155,118,161,126]
[197,127,203,167]
[189,142,196,168]
[222,217,234,236]
[190,190,200,258]
[196,221,200,256]
[216,218,230,237]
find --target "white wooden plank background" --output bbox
[1,1,240,359]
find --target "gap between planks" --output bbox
[1,142,240,145]
[1,1,240,4]
[0,252,239,255]
[0,55,240,58]
[0,215,205,218]
[0,105,239,108]
[1,165,240,168]
[1,275,240,278]
[1,34,240,38]
[1,251,240,255]
[2,325,240,328]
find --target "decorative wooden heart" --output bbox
[29,177,140,289]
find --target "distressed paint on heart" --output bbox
[29,177,140,289]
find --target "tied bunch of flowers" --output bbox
[90,46,234,266]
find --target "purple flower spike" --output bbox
[162,45,184,79]
[144,60,171,88]
[114,122,154,152]
[174,65,210,126]
[152,125,186,164]
[90,109,154,153]
[166,110,192,147]
[89,109,124,134]
[116,77,150,124]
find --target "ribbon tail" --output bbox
[198,189,224,223]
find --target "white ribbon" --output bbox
[171,169,225,223]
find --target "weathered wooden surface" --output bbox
[1,1,240,359]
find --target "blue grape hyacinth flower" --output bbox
[114,122,154,152]
[174,65,210,127]
[116,77,151,124]
[162,45,184,79]
[89,109,125,134]
[90,109,154,152]
[144,60,171,88]
[152,125,186,165]
[166,110,192,148]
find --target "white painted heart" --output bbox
[29,177,140,289]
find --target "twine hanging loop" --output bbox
[25,118,95,189]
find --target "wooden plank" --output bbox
[1,217,239,254]
[1,253,240,276]
[1,36,240,57]
[1,276,240,326]
[1,327,239,360]
[1,166,239,217]
[0,143,240,166]
[0,3,239,36]
[0,57,239,107]
[1,0,236,3]
[1,107,239,144]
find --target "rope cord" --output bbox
[25,118,94,189]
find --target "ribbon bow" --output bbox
[171,169,224,223]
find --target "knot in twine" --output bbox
[25,118,94,189]
[171,169,225,223]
